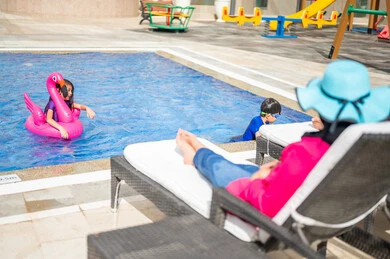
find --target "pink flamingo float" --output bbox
[24,72,83,139]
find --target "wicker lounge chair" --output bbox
[95,140,269,258]
[212,122,390,258]
[111,138,260,242]
[105,122,390,258]
[255,121,390,244]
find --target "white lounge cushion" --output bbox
[258,121,318,147]
[124,138,258,242]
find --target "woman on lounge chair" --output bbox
[176,60,390,218]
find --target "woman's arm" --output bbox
[250,160,279,180]
[73,102,96,119]
[46,109,69,139]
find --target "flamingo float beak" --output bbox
[57,79,68,98]
[58,79,66,87]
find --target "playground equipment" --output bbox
[221,1,337,36]
[365,0,390,34]
[378,25,389,40]
[222,6,262,26]
[328,0,390,59]
[269,0,336,30]
[262,16,302,38]
[222,6,300,38]
[301,10,339,29]
[374,15,389,33]
[145,3,196,31]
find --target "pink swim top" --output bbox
[226,136,330,218]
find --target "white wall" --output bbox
[0,0,139,18]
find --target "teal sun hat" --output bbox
[296,60,390,123]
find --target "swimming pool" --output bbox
[0,52,311,172]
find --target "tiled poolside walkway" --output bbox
[0,10,389,259]
[1,160,382,259]
[0,174,158,258]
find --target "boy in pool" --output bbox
[44,79,96,139]
[231,97,281,142]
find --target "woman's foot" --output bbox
[178,128,206,151]
[176,129,196,165]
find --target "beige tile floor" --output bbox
[1,155,385,258]
[0,200,152,258]
[0,175,165,258]
[0,9,389,259]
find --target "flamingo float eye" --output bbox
[52,76,57,82]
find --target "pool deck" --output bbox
[0,11,389,258]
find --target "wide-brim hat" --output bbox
[296,60,390,123]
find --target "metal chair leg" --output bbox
[111,179,124,213]
[316,241,327,258]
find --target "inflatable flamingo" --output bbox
[24,72,83,139]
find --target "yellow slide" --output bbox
[269,0,336,30]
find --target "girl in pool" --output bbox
[44,79,96,139]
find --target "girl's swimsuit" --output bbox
[46,100,71,122]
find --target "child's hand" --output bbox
[59,127,69,139]
[251,160,279,180]
[86,107,96,120]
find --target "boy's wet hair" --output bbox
[260,98,281,116]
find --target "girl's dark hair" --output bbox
[64,79,74,109]
[44,79,74,114]
[260,98,282,116]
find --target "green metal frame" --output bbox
[146,3,195,31]
[347,4,387,15]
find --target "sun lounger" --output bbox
[255,121,318,164]
[212,122,390,258]
[255,120,390,240]
[111,138,259,242]
[106,122,390,258]
[101,140,268,258]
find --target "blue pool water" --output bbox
[0,52,311,172]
